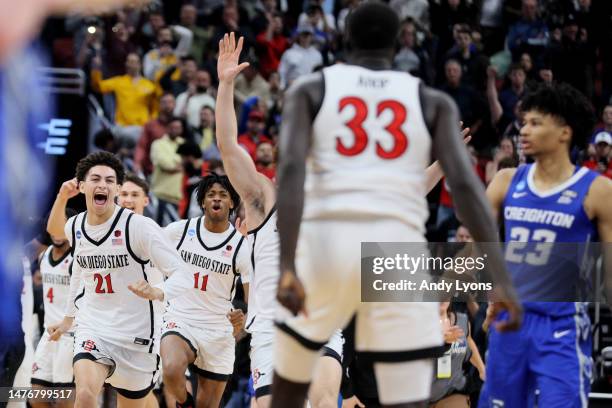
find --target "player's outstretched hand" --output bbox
[227,309,245,338]
[217,32,250,84]
[128,280,164,301]
[277,271,307,316]
[342,395,365,408]
[58,178,80,201]
[47,316,74,341]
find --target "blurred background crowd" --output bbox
[38,0,612,239]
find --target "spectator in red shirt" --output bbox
[255,141,276,180]
[255,10,289,79]
[134,93,176,176]
[583,131,612,179]
[237,110,272,161]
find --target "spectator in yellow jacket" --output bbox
[91,53,161,144]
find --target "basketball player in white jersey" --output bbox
[30,208,77,408]
[47,173,164,408]
[214,33,345,408]
[216,32,478,408]
[153,173,251,408]
[269,3,521,407]
[46,152,196,408]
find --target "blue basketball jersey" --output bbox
[502,163,599,316]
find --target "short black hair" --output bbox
[181,55,197,64]
[346,1,400,51]
[123,173,149,195]
[75,152,125,184]
[521,83,595,150]
[177,141,202,158]
[195,173,240,213]
[508,63,525,74]
[93,129,115,150]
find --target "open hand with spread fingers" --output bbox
[217,32,250,84]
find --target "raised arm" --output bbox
[422,85,521,330]
[47,178,80,239]
[216,33,271,205]
[486,66,503,126]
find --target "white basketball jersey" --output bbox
[245,209,279,334]
[306,64,431,234]
[68,207,160,352]
[167,217,250,329]
[39,246,72,329]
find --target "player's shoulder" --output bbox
[494,167,519,184]
[126,211,160,230]
[587,172,612,198]
[286,71,324,97]
[165,218,190,231]
[487,167,519,200]
[583,173,612,220]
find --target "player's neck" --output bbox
[204,217,229,234]
[51,244,69,259]
[533,154,575,188]
[86,205,117,226]
[348,50,393,70]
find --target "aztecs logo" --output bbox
[81,339,99,352]
[252,368,265,385]
[32,362,40,374]
[114,230,122,237]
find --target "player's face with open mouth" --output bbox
[81,165,119,215]
[202,183,233,222]
[520,110,570,156]
[118,181,149,215]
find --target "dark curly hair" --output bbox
[521,83,595,151]
[196,173,240,215]
[75,152,125,184]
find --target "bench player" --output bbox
[480,84,612,407]
[47,152,195,408]
[271,3,521,407]
[30,208,78,408]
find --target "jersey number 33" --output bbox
[336,97,409,159]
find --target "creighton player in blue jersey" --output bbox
[481,83,612,408]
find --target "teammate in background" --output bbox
[46,152,195,408]
[214,33,345,408]
[153,173,251,408]
[481,84,612,407]
[272,2,520,408]
[30,208,78,408]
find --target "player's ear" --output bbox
[78,180,85,194]
[560,125,572,145]
[143,196,150,207]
